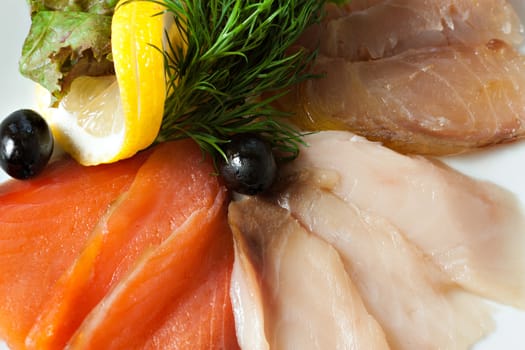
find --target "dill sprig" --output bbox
[152,0,324,160]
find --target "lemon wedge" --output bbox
[41,0,166,166]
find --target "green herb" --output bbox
[149,0,325,160]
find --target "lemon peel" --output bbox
[40,0,166,166]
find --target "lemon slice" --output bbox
[42,0,166,166]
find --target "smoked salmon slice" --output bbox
[26,140,225,349]
[0,151,150,350]
[67,190,239,350]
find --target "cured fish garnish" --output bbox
[285,0,525,156]
[274,171,493,349]
[283,132,525,308]
[299,0,523,60]
[281,41,525,155]
[229,196,390,350]
[0,140,240,349]
[0,151,150,350]
[226,130,525,349]
[25,140,223,349]
[68,190,238,350]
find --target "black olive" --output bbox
[219,133,277,195]
[0,109,54,180]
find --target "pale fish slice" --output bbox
[281,42,525,155]
[307,0,524,60]
[282,131,525,309]
[276,169,494,350]
[228,197,390,350]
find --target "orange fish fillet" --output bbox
[0,151,150,350]
[67,190,239,350]
[26,140,223,349]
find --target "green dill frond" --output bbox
[154,0,324,161]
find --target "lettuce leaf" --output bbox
[28,0,118,15]
[19,10,114,104]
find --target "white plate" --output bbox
[0,1,524,349]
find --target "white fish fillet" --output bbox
[275,171,493,350]
[280,41,525,155]
[306,0,524,60]
[345,0,384,12]
[229,198,390,350]
[229,222,269,350]
[282,131,525,309]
